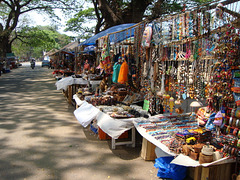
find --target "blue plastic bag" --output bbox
[154,156,186,180]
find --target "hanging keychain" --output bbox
[185,11,190,38]
[172,16,176,41]
[182,13,186,39]
[179,14,183,40]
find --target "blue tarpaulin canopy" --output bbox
[83,45,96,52]
[80,23,136,46]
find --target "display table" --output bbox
[73,95,136,149]
[134,119,175,156]
[134,114,235,168]
[188,162,234,180]
[134,114,236,179]
[73,94,235,179]
[56,77,101,105]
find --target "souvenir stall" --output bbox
[131,1,240,180]
[72,0,240,179]
[50,42,83,104]
[73,22,148,149]
[50,42,78,79]
[64,23,139,105]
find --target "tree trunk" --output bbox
[96,0,152,30]
[122,0,152,23]
[0,34,12,57]
[92,0,103,34]
[98,0,124,28]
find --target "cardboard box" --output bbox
[141,138,156,160]
[98,128,128,140]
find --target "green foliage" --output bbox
[12,26,72,59]
[0,0,83,57]
[65,7,95,39]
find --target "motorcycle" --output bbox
[31,61,35,69]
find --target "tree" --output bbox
[65,0,212,35]
[0,0,82,57]
[12,26,73,59]
[65,8,96,40]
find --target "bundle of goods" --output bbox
[86,95,116,106]
[97,104,149,119]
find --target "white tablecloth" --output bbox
[55,77,88,90]
[74,101,100,128]
[73,95,140,139]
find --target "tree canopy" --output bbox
[12,26,72,60]
[65,0,212,35]
[0,0,82,57]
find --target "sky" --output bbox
[26,1,96,37]
[28,9,79,37]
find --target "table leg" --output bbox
[112,138,116,149]
[132,127,136,147]
[111,127,135,150]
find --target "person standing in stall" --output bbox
[83,59,90,73]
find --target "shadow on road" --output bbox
[0,64,158,180]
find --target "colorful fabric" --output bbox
[205,112,216,131]
[213,111,223,126]
[118,61,128,84]
[100,36,112,74]
[112,62,121,83]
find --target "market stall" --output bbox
[49,42,78,75]
[53,0,240,179]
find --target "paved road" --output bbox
[0,63,159,180]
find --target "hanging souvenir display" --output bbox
[152,20,162,45]
[141,24,153,48]
[100,36,112,74]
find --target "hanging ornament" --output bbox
[216,3,223,19]
[169,97,175,114]
[175,98,183,105]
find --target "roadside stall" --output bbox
[72,0,240,179]
[50,42,78,77]
[134,1,239,179]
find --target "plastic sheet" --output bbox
[154,156,187,180]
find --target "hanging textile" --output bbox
[100,36,112,74]
[152,20,162,45]
[118,60,129,84]
[112,62,121,83]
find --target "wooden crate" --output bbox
[188,162,234,180]
[98,128,128,140]
[140,138,156,161]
